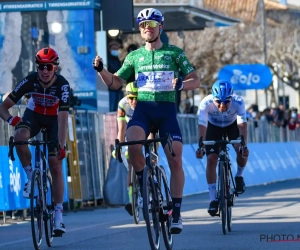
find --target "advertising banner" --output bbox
[218,64,273,90]
[0,146,68,211]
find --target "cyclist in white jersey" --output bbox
[112,82,137,216]
[196,80,249,216]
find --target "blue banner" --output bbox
[157,142,300,196]
[0,146,68,211]
[218,64,273,90]
[0,1,101,12]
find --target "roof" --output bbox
[132,3,240,32]
[203,0,287,22]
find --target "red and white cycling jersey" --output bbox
[9,72,70,116]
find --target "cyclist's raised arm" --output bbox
[92,55,126,90]
[180,71,200,90]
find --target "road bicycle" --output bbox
[115,133,174,250]
[199,134,245,235]
[8,128,60,250]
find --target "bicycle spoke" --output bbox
[45,171,54,246]
[143,166,160,250]
[131,171,140,224]
[159,166,173,250]
[30,170,43,250]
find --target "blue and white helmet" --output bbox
[136,8,164,26]
[211,80,233,100]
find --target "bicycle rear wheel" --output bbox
[219,161,227,235]
[44,170,54,246]
[159,166,173,250]
[30,169,43,250]
[131,171,140,224]
[143,165,161,250]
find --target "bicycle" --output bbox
[8,128,61,250]
[115,133,175,250]
[199,134,245,235]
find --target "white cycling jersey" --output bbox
[198,94,247,128]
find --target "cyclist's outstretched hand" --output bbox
[195,147,205,159]
[172,77,184,91]
[7,116,22,127]
[92,56,103,72]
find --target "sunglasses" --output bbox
[128,97,137,101]
[139,21,159,29]
[214,98,232,105]
[37,64,54,71]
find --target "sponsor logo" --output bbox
[14,78,28,92]
[172,135,182,140]
[31,93,59,106]
[139,64,170,71]
[139,57,144,62]
[231,69,260,85]
[210,149,214,152]
[61,85,69,103]
[176,52,186,63]
[9,160,21,196]
[137,71,173,83]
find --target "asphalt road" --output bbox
[0,179,299,250]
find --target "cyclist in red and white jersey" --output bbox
[0,47,70,235]
[196,80,249,216]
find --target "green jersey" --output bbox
[117,44,195,102]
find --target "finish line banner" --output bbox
[0,0,101,12]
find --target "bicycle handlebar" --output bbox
[198,135,245,148]
[115,133,175,163]
[8,136,59,161]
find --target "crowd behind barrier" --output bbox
[0,106,299,213]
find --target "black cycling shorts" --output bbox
[205,120,239,156]
[15,108,58,157]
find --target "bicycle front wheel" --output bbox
[159,166,173,250]
[219,161,227,235]
[143,165,161,250]
[131,171,140,224]
[30,169,43,250]
[44,170,54,246]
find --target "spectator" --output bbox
[107,39,124,112]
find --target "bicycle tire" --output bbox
[30,169,43,250]
[226,165,232,232]
[131,171,140,224]
[143,165,161,250]
[159,166,173,250]
[219,161,227,235]
[45,170,54,246]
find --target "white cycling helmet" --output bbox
[136,8,164,25]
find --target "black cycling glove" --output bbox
[92,57,103,72]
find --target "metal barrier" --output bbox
[176,114,300,144]
[1,107,298,210]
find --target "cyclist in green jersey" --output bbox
[93,8,200,234]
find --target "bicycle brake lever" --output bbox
[8,136,15,161]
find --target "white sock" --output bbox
[23,165,33,180]
[208,183,216,201]
[236,166,245,177]
[54,203,63,222]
